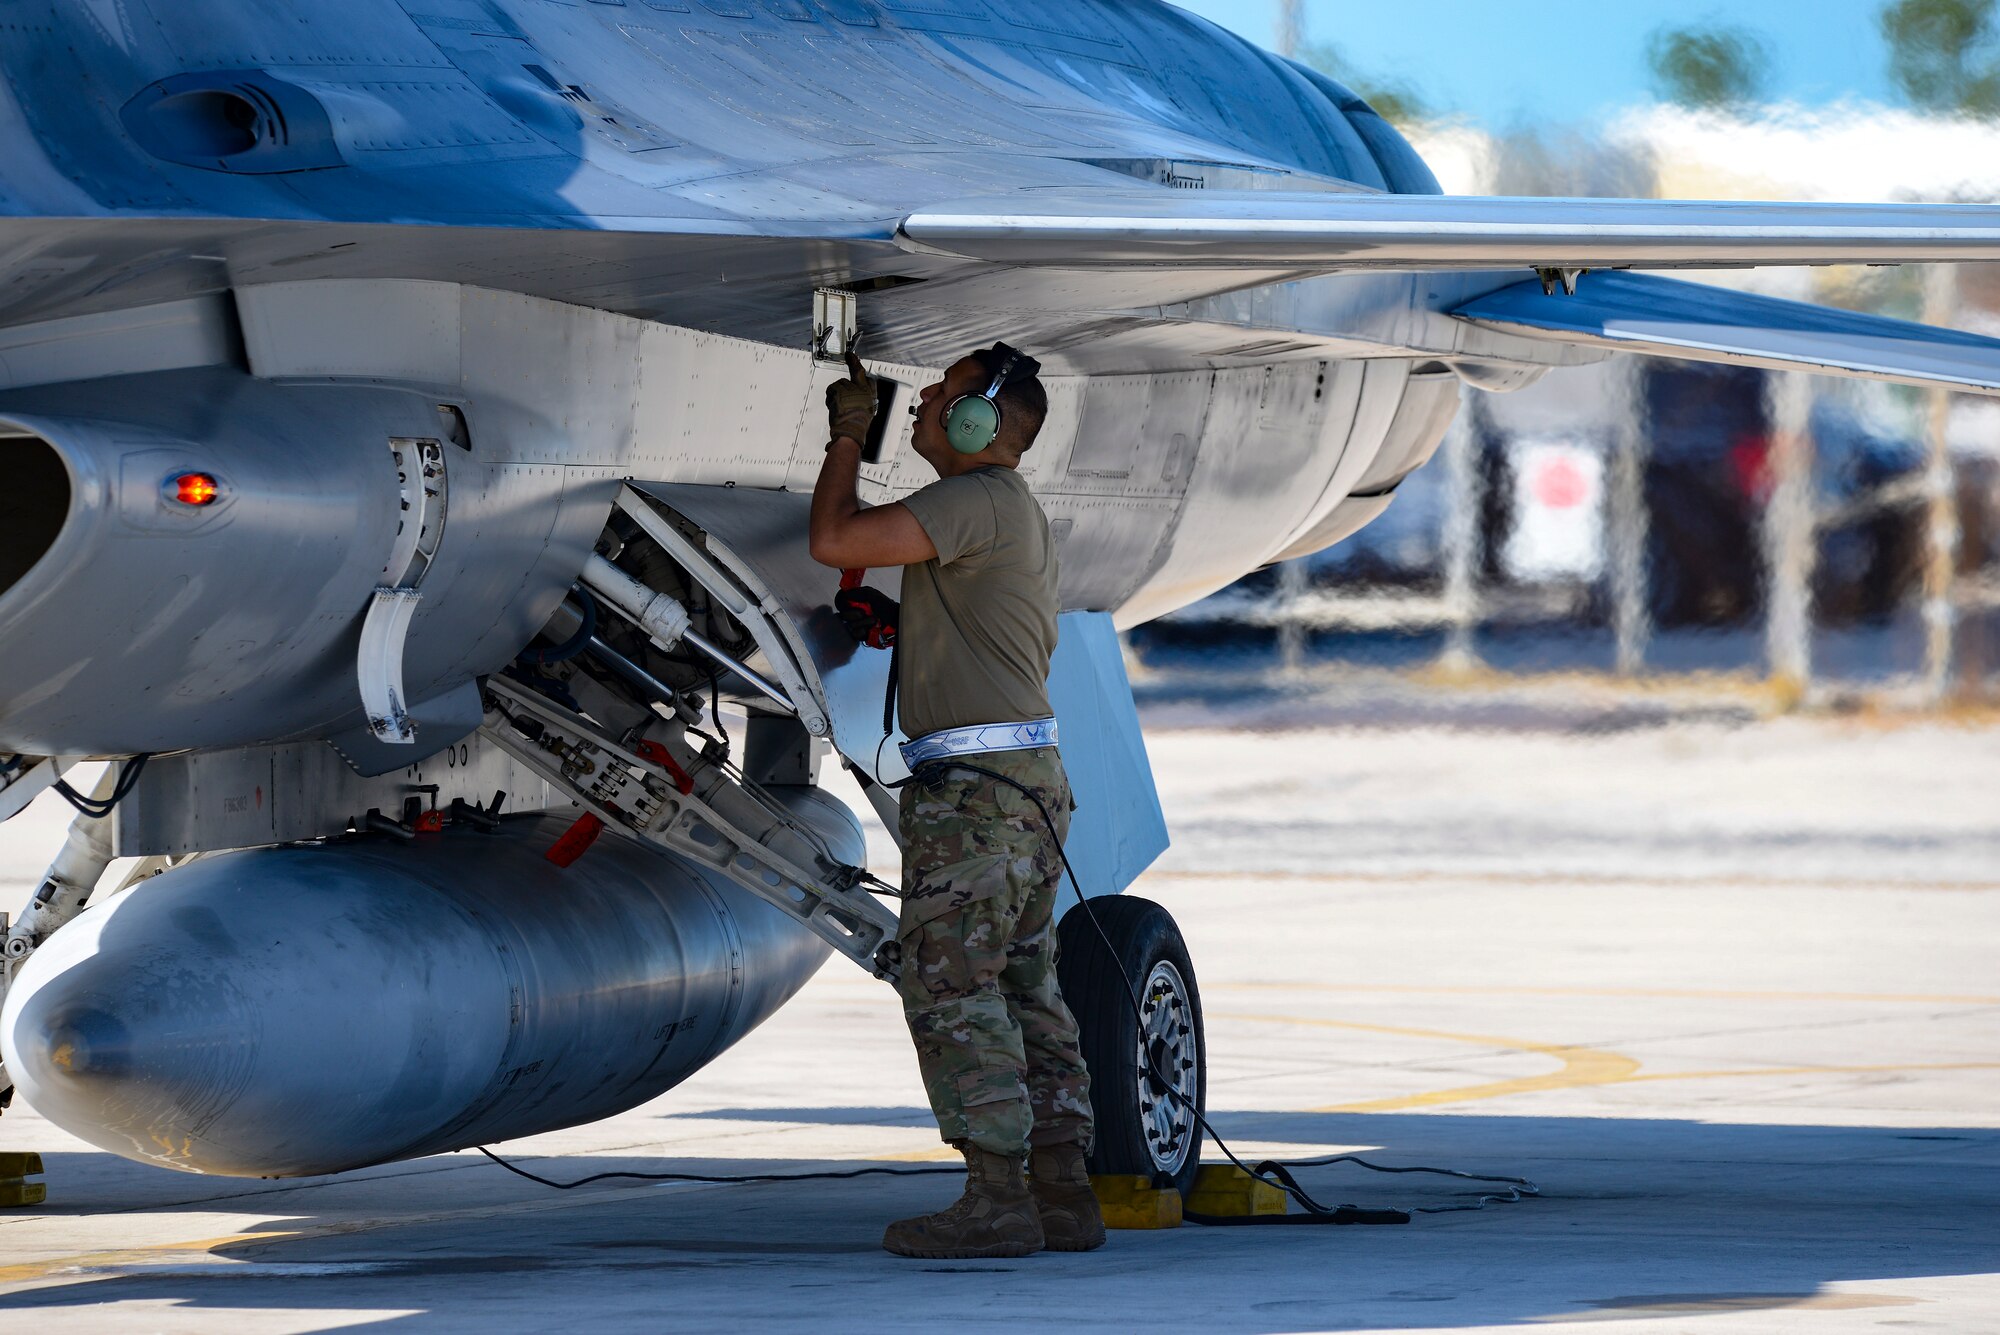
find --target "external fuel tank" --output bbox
[0,795,856,1177]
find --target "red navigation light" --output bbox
[171,472,220,506]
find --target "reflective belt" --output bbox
[899,718,1058,769]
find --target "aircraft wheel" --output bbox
[1056,895,1205,1197]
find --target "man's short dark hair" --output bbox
[995,376,1048,452]
[971,343,1048,453]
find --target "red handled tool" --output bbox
[837,568,897,650]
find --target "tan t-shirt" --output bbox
[897,466,1059,739]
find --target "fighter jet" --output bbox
[3,0,1999,1197]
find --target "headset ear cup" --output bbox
[943,394,1001,455]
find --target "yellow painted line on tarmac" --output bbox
[1208,1011,1643,1113]
[1209,980,2000,1006]
[1618,1061,2000,1085]
[1143,867,2000,893]
[0,1230,305,1286]
[1213,1011,2000,1113]
[878,1146,960,1162]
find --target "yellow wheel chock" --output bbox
[0,1152,45,1208]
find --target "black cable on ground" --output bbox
[904,759,1537,1227]
[478,758,1540,1222]
[474,1145,958,1190]
[1270,1153,1539,1214]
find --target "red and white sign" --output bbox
[1503,440,1605,583]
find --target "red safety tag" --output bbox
[840,567,864,591]
[545,812,604,868]
[412,809,445,834]
[633,738,695,795]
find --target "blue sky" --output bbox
[1169,1,1902,126]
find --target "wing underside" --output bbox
[8,190,2000,388]
[1453,270,2000,396]
[900,189,2000,391]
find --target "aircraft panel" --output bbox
[1064,371,1213,489]
[140,0,458,70]
[0,296,237,393]
[238,280,466,386]
[113,735,557,855]
[278,71,550,165]
[1269,357,1398,560]
[1035,493,1186,615]
[1116,358,1354,625]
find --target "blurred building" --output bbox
[1135,108,2000,702]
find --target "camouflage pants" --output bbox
[896,746,1094,1158]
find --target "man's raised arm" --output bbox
[809,349,936,570]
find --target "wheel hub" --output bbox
[1134,959,1198,1177]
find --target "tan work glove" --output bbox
[825,348,875,447]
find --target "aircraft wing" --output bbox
[1454,270,2000,395]
[898,191,2000,270]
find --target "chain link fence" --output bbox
[1136,269,2000,710]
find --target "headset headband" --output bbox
[981,350,1019,403]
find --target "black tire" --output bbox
[1055,895,1205,1198]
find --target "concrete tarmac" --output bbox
[0,697,1995,1333]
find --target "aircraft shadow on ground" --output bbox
[1,1110,1993,1331]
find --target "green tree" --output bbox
[1880,0,2000,115]
[1297,40,1430,126]
[1646,24,1772,110]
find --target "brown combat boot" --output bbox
[1027,1142,1106,1252]
[882,1145,1045,1259]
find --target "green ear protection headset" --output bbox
[942,346,1021,455]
